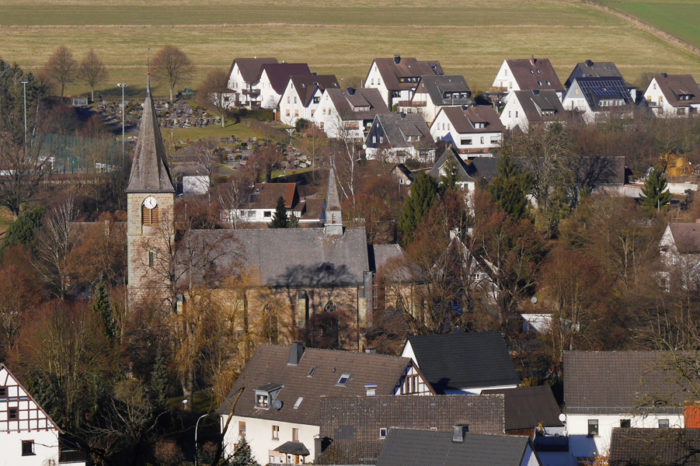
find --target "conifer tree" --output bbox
[149,349,169,411]
[439,156,459,192]
[230,435,260,466]
[399,172,438,244]
[488,153,532,222]
[92,281,116,340]
[640,167,672,213]
[269,196,289,228]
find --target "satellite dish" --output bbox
[558,413,566,423]
[531,296,538,304]
[272,400,283,411]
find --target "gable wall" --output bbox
[501,96,529,132]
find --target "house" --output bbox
[217,343,432,464]
[500,90,570,132]
[225,57,278,108]
[391,163,415,186]
[562,77,634,123]
[563,351,696,461]
[398,74,473,123]
[430,106,504,157]
[365,56,444,108]
[491,57,565,102]
[313,87,390,140]
[608,428,700,465]
[429,146,480,191]
[658,220,700,288]
[317,394,506,464]
[364,113,436,163]
[564,60,638,101]
[0,364,86,466]
[376,428,542,466]
[644,73,700,118]
[257,63,312,109]
[227,182,300,224]
[401,331,520,394]
[279,74,340,127]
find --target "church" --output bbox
[126,84,380,350]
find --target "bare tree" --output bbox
[78,49,108,102]
[150,45,193,103]
[0,133,50,217]
[34,195,77,299]
[44,45,77,98]
[196,69,228,127]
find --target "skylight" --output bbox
[294,397,304,409]
[307,366,315,377]
[336,373,351,386]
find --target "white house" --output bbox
[491,57,565,102]
[397,74,473,124]
[364,113,435,162]
[256,63,312,110]
[313,87,390,140]
[658,220,700,289]
[279,74,339,127]
[564,60,638,101]
[644,73,700,118]
[500,90,569,132]
[364,55,443,108]
[563,351,691,462]
[224,57,278,109]
[0,364,85,466]
[562,76,634,123]
[430,106,504,157]
[217,343,432,465]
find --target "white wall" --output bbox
[226,64,250,108]
[257,70,282,109]
[0,430,62,466]
[365,62,390,107]
[430,110,500,155]
[183,175,210,195]
[313,92,364,140]
[491,60,517,92]
[500,97,529,132]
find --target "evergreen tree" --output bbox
[399,172,439,244]
[268,196,289,228]
[0,206,45,256]
[91,281,116,340]
[149,349,169,411]
[640,167,672,213]
[439,156,459,192]
[230,435,260,466]
[488,153,532,222]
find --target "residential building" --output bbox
[658,220,700,288]
[365,56,444,108]
[257,63,312,109]
[217,343,431,464]
[0,364,86,466]
[564,59,638,101]
[226,182,305,224]
[376,428,541,466]
[500,90,570,132]
[562,76,634,123]
[401,331,520,394]
[364,113,436,162]
[225,57,278,108]
[279,74,340,127]
[491,57,565,101]
[563,351,694,461]
[398,74,473,123]
[608,428,700,465]
[430,106,504,157]
[313,87,390,139]
[644,73,700,118]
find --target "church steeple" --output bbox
[324,160,343,236]
[126,85,174,193]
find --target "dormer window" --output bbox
[336,373,351,386]
[256,393,270,409]
[255,383,282,410]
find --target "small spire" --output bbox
[324,158,343,236]
[146,47,151,96]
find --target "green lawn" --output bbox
[165,119,264,143]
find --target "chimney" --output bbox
[394,55,401,64]
[452,424,468,443]
[585,59,594,67]
[685,405,700,428]
[287,342,305,366]
[530,55,536,66]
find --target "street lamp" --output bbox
[117,83,127,166]
[194,413,209,466]
[20,80,28,151]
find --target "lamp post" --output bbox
[20,80,28,152]
[117,83,127,166]
[194,413,208,466]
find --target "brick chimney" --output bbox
[685,405,700,428]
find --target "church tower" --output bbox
[126,83,175,305]
[324,161,343,236]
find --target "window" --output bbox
[294,397,304,409]
[515,111,518,117]
[148,250,155,267]
[336,373,351,386]
[264,211,272,217]
[239,421,246,436]
[460,138,472,146]
[313,97,320,104]
[9,407,18,420]
[379,427,388,439]
[508,111,511,118]
[21,440,35,456]
[0,386,6,397]
[620,419,631,428]
[272,425,280,439]
[142,204,159,225]
[256,393,269,409]
[659,419,670,428]
[587,419,599,436]
[480,136,484,144]
[292,428,299,442]
[307,366,315,377]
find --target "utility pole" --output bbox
[117,83,127,167]
[20,80,28,152]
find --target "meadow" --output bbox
[1,0,698,98]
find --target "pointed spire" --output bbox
[126,91,175,193]
[324,159,343,236]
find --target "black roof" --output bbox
[571,76,633,111]
[609,428,700,465]
[482,385,563,430]
[377,429,536,466]
[406,332,520,393]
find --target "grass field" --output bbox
[1,0,698,99]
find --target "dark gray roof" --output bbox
[514,155,625,187]
[653,73,700,107]
[506,57,565,92]
[429,147,475,184]
[180,226,370,288]
[416,74,473,106]
[126,93,175,193]
[216,344,412,426]
[371,243,404,272]
[229,57,278,84]
[564,351,698,413]
[275,441,310,456]
[609,428,700,465]
[440,106,505,134]
[326,88,390,121]
[482,386,563,430]
[370,113,434,149]
[326,164,342,211]
[669,222,700,254]
[290,74,339,106]
[377,429,535,466]
[565,60,625,88]
[407,332,519,393]
[569,76,633,111]
[370,56,444,92]
[261,63,312,94]
[318,394,505,464]
[512,90,569,125]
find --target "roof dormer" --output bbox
[255,383,283,410]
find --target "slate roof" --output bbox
[275,441,310,456]
[429,147,475,184]
[126,92,175,193]
[668,222,700,254]
[261,63,312,95]
[372,113,434,149]
[377,429,534,466]
[482,385,563,430]
[326,88,390,121]
[609,428,700,465]
[514,155,625,187]
[406,332,519,393]
[241,182,297,209]
[228,57,278,84]
[318,394,505,464]
[513,90,569,124]
[415,74,473,107]
[370,243,405,272]
[506,58,565,92]
[565,60,625,88]
[216,344,412,426]
[563,351,698,414]
[571,76,634,111]
[653,73,700,107]
[180,226,370,287]
[370,56,444,91]
[290,74,340,107]
[440,106,505,134]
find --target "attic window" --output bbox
[379,427,388,439]
[9,407,18,420]
[0,386,6,397]
[256,393,270,409]
[307,366,316,377]
[336,373,351,386]
[294,397,304,409]
[22,440,35,456]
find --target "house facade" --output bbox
[313,88,389,139]
[562,76,634,123]
[279,74,339,127]
[500,90,569,132]
[365,56,444,108]
[257,63,312,110]
[430,106,504,157]
[644,73,700,118]
[490,57,565,102]
[225,57,278,109]
[398,74,473,123]
[658,221,700,288]
[364,113,435,162]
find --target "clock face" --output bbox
[143,196,157,210]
